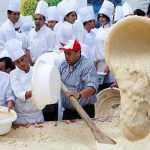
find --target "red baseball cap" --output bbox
[59,40,81,52]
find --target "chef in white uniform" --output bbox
[6,39,44,124]
[0,70,15,110]
[78,6,96,63]
[47,6,59,31]
[93,0,115,92]
[55,0,83,47]
[0,0,21,42]
[27,0,55,64]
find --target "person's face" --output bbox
[7,11,20,24]
[99,14,109,26]
[0,62,6,72]
[34,14,45,30]
[89,20,96,29]
[65,12,77,24]
[14,55,29,73]
[48,20,57,30]
[64,50,80,66]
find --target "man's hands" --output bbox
[104,66,110,75]
[7,100,15,112]
[25,91,32,100]
[64,91,81,100]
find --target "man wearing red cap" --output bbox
[59,40,98,120]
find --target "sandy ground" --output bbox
[0,117,150,150]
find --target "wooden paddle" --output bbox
[61,82,116,145]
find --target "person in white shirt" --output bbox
[27,0,55,65]
[78,6,96,63]
[6,39,44,124]
[0,71,15,111]
[0,0,21,42]
[47,6,59,31]
[93,0,115,92]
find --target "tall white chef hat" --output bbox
[114,5,124,22]
[122,2,133,17]
[47,6,59,22]
[6,39,25,61]
[8,0,21,12]
[98,0,114,20]
[35,0,48,18]
[57,0,78,20]
[79,6,95,23]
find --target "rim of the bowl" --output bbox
[0,106,17,124]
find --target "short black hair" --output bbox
[147,4,150,15]
[83,20,95,26]
[7,10,13,14]
[64,11,77,21]
[134,9,145,16]
[97,13,110,22]
[0,57,16,71]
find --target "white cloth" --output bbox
[16,32,28,51]
[80,28,96,63]
[35,0,48,18]
[57,0,78,20]
[98,0,114,20]
[122,2,133,17]
[0,20,16,42]
[55,21,74,46]
[114,6,124,22]
[79,6,95,23]
[10,66,44,124]
[27,25,55,63]
[0,71,15,107]
[6,39,25,62]
[8,0,21,12]
[47,6,59,22]
[94,23,115,83]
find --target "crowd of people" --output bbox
[0,0,149,124]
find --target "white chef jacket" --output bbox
[27,24,55,63]
[0,19,16,42]
[10,66,44,124]
[80,28,96,63]
[0,71,15,107]
[94,23,115,83]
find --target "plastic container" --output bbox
[0,106,17,135]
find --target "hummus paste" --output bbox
[0,118,150,150]
[105,16,150,140]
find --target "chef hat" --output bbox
[20,16,34,33]
[114,6,124,22]
[8,0,21,12]
[98,0,114,19]
[122,2,133,17]
[79,6,95,23]
[6,39,25,61]
[57,0,78,20]
[35,0,48,18]
[47,6,59,22]
[59,22,74,44]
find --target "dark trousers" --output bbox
[63,104,95,120]
[97,82,114,93]
[42,103,58,121]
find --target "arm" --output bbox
[64,86,96,101]
[10,71,31,101]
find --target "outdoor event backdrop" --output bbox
[0,0,149,25]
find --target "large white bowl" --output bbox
[0,106,17,135]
